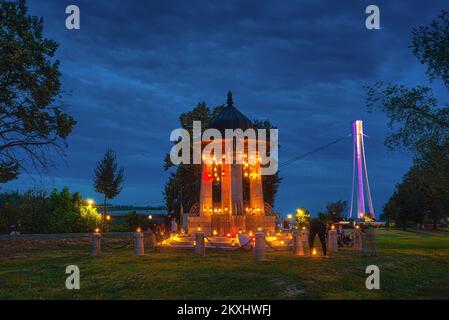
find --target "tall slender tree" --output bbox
[93,149,124,228]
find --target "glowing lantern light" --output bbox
[197,226,202,231]
[213,230,218,236]
[312,248,317,256]
[106,215,111,221]
[94,228,100,233]
[136,227,141,233]
[331,225,335,230]
[257,227,262,232]
[226,233,231,237]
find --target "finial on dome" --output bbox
[226,91,233,107]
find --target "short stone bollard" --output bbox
[254,232,266,262]
[327,229,338,253]
[134,231,144,256]
[353,228,363,252]
[145,230,156,250]
[195,232,205,256]
[91,232,101,256]
[292,231,304,256]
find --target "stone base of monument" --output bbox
[187,215,276,236]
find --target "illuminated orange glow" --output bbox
[312,248,317,255]
[213,230,218,236]
[94,228,100,233]
[136,227,141,233]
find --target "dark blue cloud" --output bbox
[5,0,449,215]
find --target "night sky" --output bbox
[5,0,449,216]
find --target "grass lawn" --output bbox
[0,229,448,300]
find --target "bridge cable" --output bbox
[278,134,351,168]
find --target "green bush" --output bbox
[0,187,101,234]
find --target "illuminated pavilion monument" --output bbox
[187,92,276,236]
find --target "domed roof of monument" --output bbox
[208,92,253,134]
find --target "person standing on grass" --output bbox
[308,218,328,257]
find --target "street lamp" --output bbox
[148,215,153,220]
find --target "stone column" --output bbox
[195,232,205,256]
[221,163,232,213]
[254,232,266,262]
[199,163,213,216]
[91,232,101,256]
[134,232,144,256]
[231,164,243,215]
[327,229,338,253]
[292,231,304,256]
[249,161,265,215]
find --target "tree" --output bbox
[93,149,124,228]
[0,0,76,182]
[381,193,398,229]
[47,187,77,232]
[413,138,449,228]
[412,10,449,89]
[382,164,448,230]
[325,200,347,222]
[294,207,310,229]
[366,10,449,153]
[367,10,449,227]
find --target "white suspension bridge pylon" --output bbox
[279,119,375,220]
[349,120,375,220]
